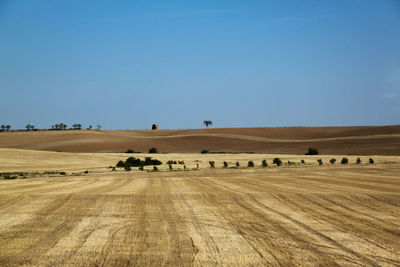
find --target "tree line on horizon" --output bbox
[0,123,102,132]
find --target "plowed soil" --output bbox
[1,125,400,155]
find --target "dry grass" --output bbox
[0,149,400,266]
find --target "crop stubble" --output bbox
[0,165,400,266]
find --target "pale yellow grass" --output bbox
[0,148,398,173]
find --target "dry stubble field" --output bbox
[0,149,400,266]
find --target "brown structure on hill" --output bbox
[152,124,158,130]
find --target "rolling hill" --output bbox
[0,125,399,155]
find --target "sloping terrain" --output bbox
[0,125,400,155]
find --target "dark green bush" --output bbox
[201,150,209,154]
[169,164,173,170]
[301,159,305,164]
[59,171,66,175]
[116,160,126,168]
[223,161,228,168]
[317,159,323,165]
[356,158,361,164]
[369,158,375,164]
[126,157,142,167]
[306,147,319,155]
[273,158,282,166]
[209,161,215,168]
[167,160,177,165]
[178,161,185,165]
[330,158,336,164]
[236,161,240,167]
[84,170,89,174]
[341,157,349,164]
[262,160,268,167]
[149,147,158,153]
[153,166,158,171]
[126,149,135,153]
[248,161,254,167]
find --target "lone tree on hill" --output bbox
[203,120,212,128]
[5,125,11,131]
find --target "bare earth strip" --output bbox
[0,158,400,266]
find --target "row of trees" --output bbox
[0,125,11,131]
[50,123,101,130]
[0,124,103,131]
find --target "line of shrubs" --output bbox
[207,157,375,169]
[317,157,374,165]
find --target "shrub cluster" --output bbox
[330,158,336,164]
[369,158,375,164]
[201,150,209,154]
[273,158,282,166]
[116,157,162,169]
[341,157,349,164]
[248,161,254,167]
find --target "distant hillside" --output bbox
[0,126,399,155]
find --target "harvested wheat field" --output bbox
[1,149,400,266]
[1,125,400,155]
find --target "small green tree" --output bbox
[248,161,254,167]
[149,147,158,153]
[369,158,375,164]
[236,161,240,167]
[356,158,361,164]
[203,120,212,128]
[262,160,268,167]
[341,157,349,164]
[330,158,336,165]
[223,161,228,168]
[209,161,215,168]
[317,159,323,165]
[273,158,282,166]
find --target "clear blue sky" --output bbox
[1,0,399,129]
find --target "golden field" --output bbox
[0,148,400,266]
